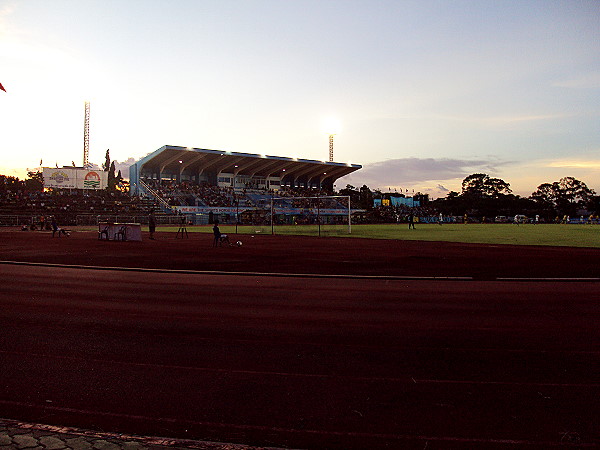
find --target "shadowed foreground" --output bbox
[1,259,598,448]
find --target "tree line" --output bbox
[338,174,599,219]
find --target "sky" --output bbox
[1,0,599,198]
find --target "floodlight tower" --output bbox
[83,101,90,168]
[322,117,341,162]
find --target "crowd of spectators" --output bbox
[143,179,237,207]
[141,179,345,210]
[0,177,444,227]
[0,189,148,225]
[0,189,140,213]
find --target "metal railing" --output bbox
[137,179,175,213]
[76,215,186,226]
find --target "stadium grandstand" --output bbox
[129,145,362,225]
[0,187,155,229]
[0,144,458,230]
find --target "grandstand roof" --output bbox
[130,145,361,189]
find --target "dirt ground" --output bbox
[1,228,599,279]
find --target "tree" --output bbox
[459,174,513,218]
[107,161,117,190]
[530,177,595,216]
[557,176,595,204]
[102,149,111,172]
[338,184,360,206]
[0,175,24,193]
[359,185,374,210]
[461,173,512,198]
[25,170,43,192]
[529,183,555,210]
[588,194,600,215]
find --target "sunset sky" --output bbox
[1,0,599,197]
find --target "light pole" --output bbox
[328,134,334,162]
[322,117,341,162]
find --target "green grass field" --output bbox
[154,223,600,248]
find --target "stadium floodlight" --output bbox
[322,117,342,135]
[321,117,341,162]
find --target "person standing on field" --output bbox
[213,220,222,247]
[148,211,156,240]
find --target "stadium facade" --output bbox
[129,145,361,194]
[127,145,362,224]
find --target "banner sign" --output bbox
[174,206,245,214]
[174,206,352,215]
[43,168,108,190]
[374,197,421,207]
[273,207,349,215]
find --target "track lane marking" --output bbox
[4,259,599,281]
[2,350,598,388]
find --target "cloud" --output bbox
[114,157,136,179]
[339,157,508,189]
[84,157,135,179]
[546,159,600,169]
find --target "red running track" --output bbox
[0,263,598,448]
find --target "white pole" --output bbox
[271,196,274,235]
[347,195,351,234]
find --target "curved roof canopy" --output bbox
[130,145,361,189]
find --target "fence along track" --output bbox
[0,214,184,227]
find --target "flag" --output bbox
[0,82,6,92]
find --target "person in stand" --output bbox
[213,220,222,247]
[148,211,156,240]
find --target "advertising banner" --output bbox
[174,206,248,214]
[43,168,107,190]
[173,206,351,216]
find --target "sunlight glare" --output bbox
[321,116,342,135]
